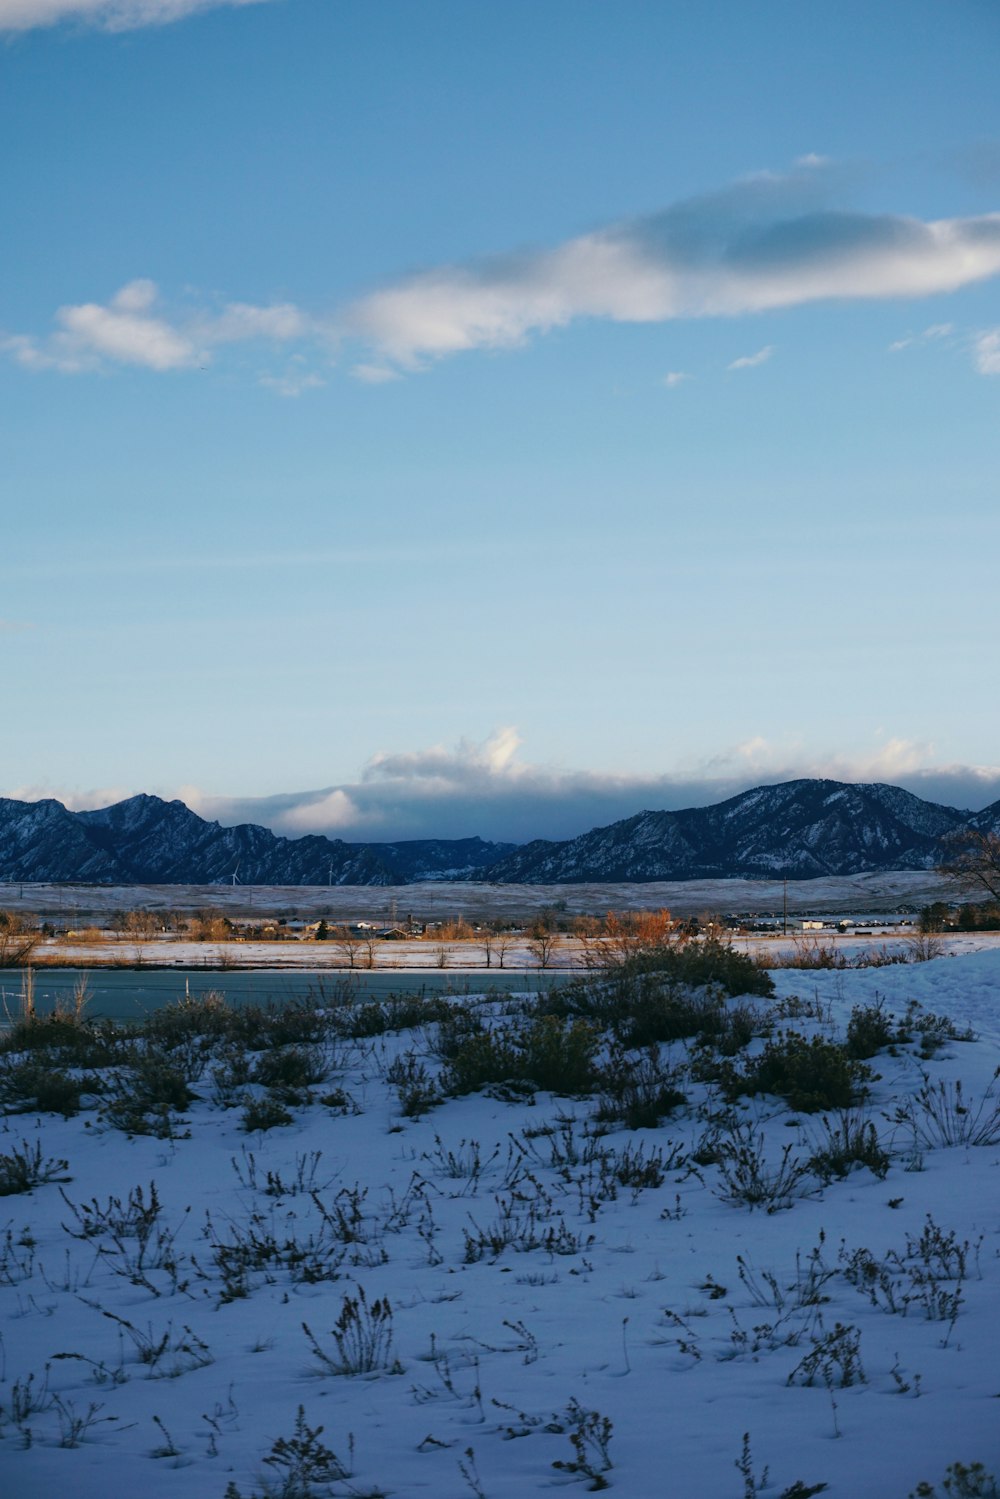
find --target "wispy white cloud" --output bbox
[5,782,135,810]
[0,0,272,33]
[8,165,1000,388]
[3,278,321,379]
[973,329,1000,374]
[346,164,1000,373]
[350,363,402,385]
[257,356,326,398]
[203,301,308,345]
[888,321,955,352]
[662,370,691,388]
[727,344,774,371]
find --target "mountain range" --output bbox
[0,779,997,888]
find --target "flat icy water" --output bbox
[0,966,568,1022]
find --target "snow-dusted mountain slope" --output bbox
[478,779,972,883]
[0,778,984,886]
[0,794,513,887]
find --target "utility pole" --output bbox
[782,878,788,936]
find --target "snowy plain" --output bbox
[2,950,1000,1499]
[1,869,965,926]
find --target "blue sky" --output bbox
[3,0,1000,843]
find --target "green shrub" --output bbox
[442,1015,599,1097]
[385,1051,443,1116]
[241,1092,295,1132]
[910,1462,999,1498]
[259,1001,332,1051]
[617,938,774,998]
[519,1016,599,1093]
[808,1111,890,1181]
[144,992,242,1048]
[442,1027,523,1094]
[340,995,455,1037]
[100,1048,196,1137]
[0,1057,87,1117]
[252,1045,328,1093]
[543,972,762,1057]
[0,1013,121,1067]
[594,1044,686,1129]
[725,1032,872,1113]
[846,1001,896,1059]
[895,1001,975,1057]
[0,1139,70,1195]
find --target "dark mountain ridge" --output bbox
[0,794,514,886]
[478,779,989,884]
[0,779,995,887]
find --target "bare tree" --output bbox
[526,926,560,970]
[188,914,230,942]
[492,929,514,969]
[584,908,682,970]
[332,926,361,969]
[124,909,159,941]
[0,911,41,968]
[360,931,378,970]
[940,829,1000,903]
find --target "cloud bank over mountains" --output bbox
[13,731,1000,845]
[5,165,1000,386]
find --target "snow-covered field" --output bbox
[2,952,1000,1498]
[2,869,965,925]
[25,931,1000,974]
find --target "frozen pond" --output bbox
[0,965,569,1022]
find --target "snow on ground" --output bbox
[27,931,1000,973]
[2,869,965,925]
[2,952,1000,1498]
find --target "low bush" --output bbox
[519,1015,600,1093]
[895,1002,975,1057]
[0,1057,88,1116]
[845,1001,896,1059]
[0,1139,70,1195]
[443,1015,599,1097]
[303,1287,398,1376]
[0,1012,121,1067]
[384,1051,443,1117]
[241,1092,295,1132]
[724,1032,872,1113]
[890,1070,1000,1149]
[594,1044,686,1129]
[911,1462,1000,1498]
[339,995,455,1038]
[100,1048,196,1137]
[223,1405,357,1499]
[807,1111,890,1182]
[714,1119,815,1212]
[252,1045,328,1094]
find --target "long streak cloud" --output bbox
[6,167,1000,381]
[347,168,1000,370]
[0,0,271,31]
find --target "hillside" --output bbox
[0,779,994,886]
